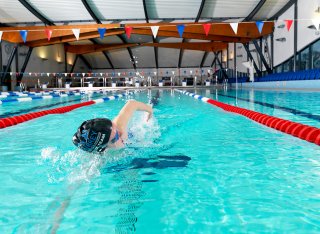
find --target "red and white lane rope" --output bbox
[0,93,126,129]
[175,89,320,146]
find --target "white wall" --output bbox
[273,0,320,66]
[1,42,88,89]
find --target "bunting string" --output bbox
[0,18,317,43]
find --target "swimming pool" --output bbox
[0,88,319,233]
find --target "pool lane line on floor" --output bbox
[217,93,320,122]
[0,93,127,129]
[175,89,320,146]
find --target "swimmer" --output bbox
[72,100,153,153]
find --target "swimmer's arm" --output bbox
[113,100,153,130]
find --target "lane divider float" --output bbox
[175,89,320,146]
[0,90,111,104]
[0,93,126,129]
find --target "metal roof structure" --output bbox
[0,0,294,69]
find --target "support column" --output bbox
[293,0,298,71]
[234,43,237,77]
[271,33,274,71]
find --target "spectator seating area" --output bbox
[227,77,249,83]
[227,69,320,83]
[255,69,320,82]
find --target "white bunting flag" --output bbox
[47,73,50,77]
[100,73,103,76]
[64,73,68,77]
[72,29,80,40]
[0,31,2,42]
[312,19,320,31]
[230,23,239,34]
[82,73,85,77]
[154,71,157,75]
[151,26,159,39]
[118,72,121,76]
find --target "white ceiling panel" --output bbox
[146,0,202,19]
[0,1,39,23]
[84,53,111,68]
[158,48,180,67]
[253,0,290,20]
[88,0,145,20]
[26,0,92,22]
[132,47,156,68]
[181,50,205,67]
[203,52,215,67]
[202,0,260,18]
[108,48,134,68]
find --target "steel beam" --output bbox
[70,55,79,73]
[18,0,54,25]
[1,46,17,85]
[142,0,158,68]
[17,47,33,84]
[243,43,262,77]
[244,0,267,21]
[252,40,272,74]
[269,0,296,20]
[81,0,101,24]
[214,52,228,79]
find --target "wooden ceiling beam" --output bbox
[26,29,124,47]
[132,28,250,43]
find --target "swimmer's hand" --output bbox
[146,108,153,122]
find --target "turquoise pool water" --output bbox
[0,88,319,233]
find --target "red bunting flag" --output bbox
[203,24,211,36]
[125,26,133,39]
[284,20,293,31]
[45,29,53,41]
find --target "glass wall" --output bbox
[299,47,310,70]
[273,37,320,74]
[312,39,320,69]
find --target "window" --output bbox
[299,47,310,71]
[283,57,293,72]
[312,40,320,69]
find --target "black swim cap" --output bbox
[72,118,112,153]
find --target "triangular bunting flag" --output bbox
[45,29,53,41]
[72,29,80,40]
[177,25,185,38]
[64,73,68,77]
[98,28,106,39]
[82,73,85,77]
[29,72,32,76]
[203,24,211,36]
[0,31,2,42]
[284,20,293,31]
[312,19,320,31]
[125,26,133,39]
[47,73,50,77]
[100,73,103,76]
[230,23,238,35]
[20,30,28,43]
[256,21,264,34]
[151,26,159,39]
